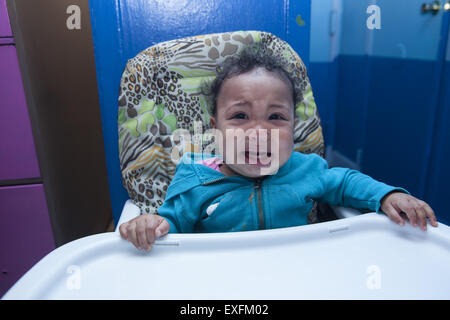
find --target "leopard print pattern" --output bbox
[118,30,324,223]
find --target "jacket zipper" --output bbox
[202,177,227,185]
[254,178,265,229]
[204,176,265,229]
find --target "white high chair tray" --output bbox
[3,213,450,299]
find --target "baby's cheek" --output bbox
[273,129,294,165]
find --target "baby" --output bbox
[120,45,438,251]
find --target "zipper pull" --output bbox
[202,176,227,186]
[254,178,265,230]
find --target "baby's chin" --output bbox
[225,158,282,177]
[227,164,273,178]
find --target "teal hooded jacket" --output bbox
[156,151,407,233]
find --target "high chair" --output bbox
[116,30,340,229]
[5,31,450,300]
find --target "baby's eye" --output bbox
[231,113,247,119]
[269,114,286,120]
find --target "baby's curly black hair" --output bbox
[202,43,300,118]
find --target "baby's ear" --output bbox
[209,116,216,128]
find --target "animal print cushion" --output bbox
[118,30,324,222]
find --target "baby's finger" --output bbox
[136,223,149,250]
[119,222,128,240]
[400,200,419,228]
[416,210,427,231]
[383,203,405,226]
[155,217,170,238]
[145,219,156,250]
[420,201,438,228]
[414,201,428,231]
[127,222,139,249]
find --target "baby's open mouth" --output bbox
[243,151,272,165]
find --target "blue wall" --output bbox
[308,0,341,148]
[88,0,312,225]
[424,16,450,226]
[309,0,450,224]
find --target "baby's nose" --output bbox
[246,129,271,148]
[252,122,268,130]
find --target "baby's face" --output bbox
[210,67,295,178]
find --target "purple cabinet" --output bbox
[0,44,41,181]
[0,0,12,37]
[0,2,54,297]
[0,184,55,297]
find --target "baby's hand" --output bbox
[380,192,438,231]
[119,214,170,251]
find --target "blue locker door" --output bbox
[88,0,312,224]
[424,11,450,226]
[360,1,447,200]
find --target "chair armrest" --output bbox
[114,200,141,232]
